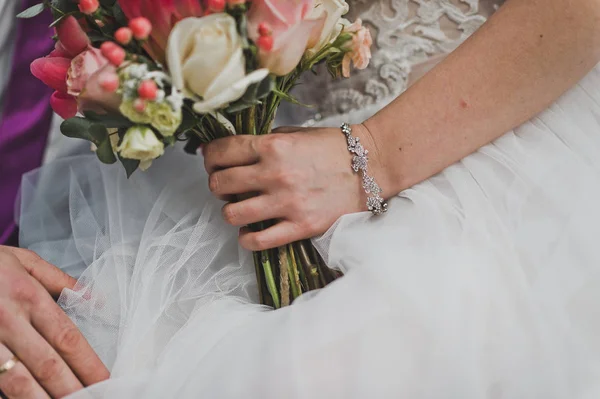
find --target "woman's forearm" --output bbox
[362,0,600,195]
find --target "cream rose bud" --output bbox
[307,0,350,55]
[117,126,165,162]
[166,14,269,114]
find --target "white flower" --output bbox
[307,0,350,55]
[117,126,164,162]
[166,14,269,114]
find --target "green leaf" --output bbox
[273,89,314,108]
[184,134,203,155]
[87,31,106,43]
[255,76,275,100]
[111,3,128,26]
[118,154,140,178]
[50,0,79,18]
[163,135,176,146]
[224,75,274,114]
[17,3,45,19]
[225,99,260,114]
[95,138,117,164]
[83,111,132,129]
[49,11,82,28]
[178,106,200,133]
[99,0,116,6]
[61,117,109,144]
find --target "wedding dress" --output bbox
[17,0,600,397]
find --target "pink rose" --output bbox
[31,16,121,119]
[67,47,109,97]
[247,0,326,76]
[341,19,372,78]
[78,64,122,115]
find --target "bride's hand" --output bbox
[203,125,382,251]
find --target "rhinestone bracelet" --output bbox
[341,123,388,216]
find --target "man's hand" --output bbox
[0,246,109,398]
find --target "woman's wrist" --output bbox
[351,120,406,198]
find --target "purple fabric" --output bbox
[0,1,54,246]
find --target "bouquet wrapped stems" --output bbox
[237,100,341,308]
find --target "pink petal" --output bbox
[50,91,78,119]
[56,16,90,57]
[49,42,71,58]
[260,16,325,76]
[79,65,122,115]
[31,57,71,93]
[118,0,204,63]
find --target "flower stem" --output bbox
[287,244,302,299]
[278,247,291,307]
[261,251,280,309]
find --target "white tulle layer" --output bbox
[18,65,600,398]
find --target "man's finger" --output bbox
[3,315,83,397]
[203,135,260,174]
[5,247,76,298]
[0,344,49,399]
[30,291,110,386]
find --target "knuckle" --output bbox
[221,205,238,225]
[2,371,34,397]
[0,251,17,270]
[0,306,14,328]
[10,277,39,306]
[251,234,271,251]
[273,170,297,187]
[261,134,292,158]
[287,197,305,216]
[55,326,82,355]
[37,356,61,383]
[300,216,320,236]
[208,173,220,194]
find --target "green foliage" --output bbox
[61,117,117,164]
[16,3,45,19]
[225,75,275,113]
[83,111,133,129]
[95,137,118,164]
[272,89,314,108]
[49,0,79,18]
[118,154,140,178]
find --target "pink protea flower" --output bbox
[247,0,326,76]
[341,19,372,78]
[117,0,205,63]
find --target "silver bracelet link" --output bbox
[341,123,388,216]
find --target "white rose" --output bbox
[166,14,270,114]
[307,0,350,55]
[117,126,165,162]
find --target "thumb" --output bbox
[5,247,77,298]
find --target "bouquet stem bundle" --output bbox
[230,98,342,308]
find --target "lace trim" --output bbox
[285,0,501,126]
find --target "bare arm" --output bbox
[363,0,600,194]
[203,0,600,251]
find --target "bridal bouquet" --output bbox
[23,0,372,308]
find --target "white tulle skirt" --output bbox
[18,65,600,398]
